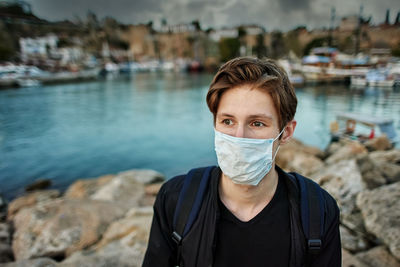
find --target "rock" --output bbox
[0,258,58,267]
[64,175,115,200]
[0,194,7,221]
[356,154,386,189]
[65,170,164,209]
[367,149,400,184]
[0,222,13,262]
[60,207,153,267]
[142,183,164,206]
[375,161,400,184]
[356,182,400,261]
[340,226,370,253]
[277,139,324,176]
[89,174,146,209]
[117,169,165,185]
[25,179,52,192]
[7,190,60,220]
[59,242,144,267]
[311,159,366,224]
[95,206,153,249]
[0,222,11,244]
[364,135,393,151]
[144,183,163,196]
[287,152,324,176]
[340,211,368,238]
[369,149,400,164]
[0,243,14,263]
[325,141,344,158]
[342,249,368,267]
[11,198,126,260]
[325,142,367,165]
[355,246,400,267]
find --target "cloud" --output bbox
[24,0,400,31]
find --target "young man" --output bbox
[143,57,341,267]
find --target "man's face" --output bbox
[215,85,281,140]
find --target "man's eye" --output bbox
[222,119,233,125]
[252,121,265,127]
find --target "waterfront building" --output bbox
[19,34,58,61]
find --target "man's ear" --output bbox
[280,120,297,145]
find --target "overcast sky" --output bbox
[24,0,399,31]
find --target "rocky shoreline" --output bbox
[1,136,399,267]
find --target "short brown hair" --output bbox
[206,57,297,131]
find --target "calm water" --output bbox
[1,72,400,200]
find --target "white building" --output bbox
[19,34,58,59]
[242,25,264,36]
[209,28,238,42]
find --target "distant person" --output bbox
[142,57,341,267]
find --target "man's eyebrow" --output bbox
[247,114,273,120]
[217,113,273,120]
[217,113,235,118]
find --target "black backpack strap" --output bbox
[291,172,325,254]
[172,166,215,264]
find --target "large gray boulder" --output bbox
[355,246,400,267]
[64,175,115,200]
[65,170,164,209]
[0,223,13,263]
[59,207,153,267]
[311,159,366,224]
[356,154,386,189]
[368,149,400,183]
[7,190,60,220]
[0,258,58,267]
[340,225,370,253]
[325,141,367,165]
[356,182,400,261]
[276,138,324,176]
[342,249,368,267]
[364,135,393,151]
[369,149,400,163]
[11,199,126,260]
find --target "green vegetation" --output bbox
[253,34,268,58]
[219,38,240,62]
[270,31,287,59]
[392,42,400,57]
[284,30,303,57]
[0,26,16,61]
[303,37,330,56]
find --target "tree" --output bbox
[392,42,400,57]
[253,34,267,58]
[395,12,400,25]
[385,9,390,24]
[284,30,302,56]
[219,38,240,62]
[270,31,287,59]
[191,20,201,31]
[303,37,330,56]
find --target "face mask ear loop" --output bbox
[274,128,286,142]
[272,128,285,162]
[272,145,281,163]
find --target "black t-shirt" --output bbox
[213,174,291,267]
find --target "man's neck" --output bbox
[218,166,279,222]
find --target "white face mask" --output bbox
[214,128,284,186]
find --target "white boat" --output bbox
[350,69,395,88]
[350,75,367,87]
[16,78,41,87]
[366,69,394,87]
[330,112,397,145]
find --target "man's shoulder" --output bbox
[157,174,186,203]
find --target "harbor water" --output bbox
[1,72,400,200]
